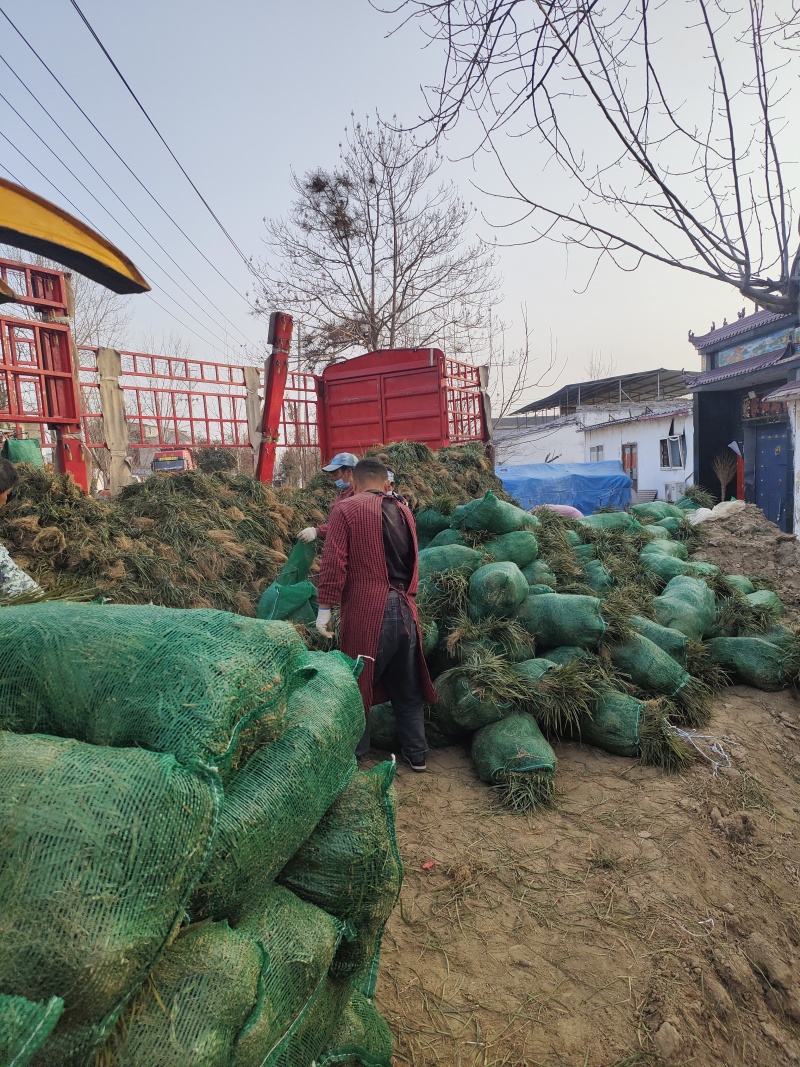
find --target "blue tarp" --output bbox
[496,461,632,515]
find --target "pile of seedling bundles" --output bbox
[370,490,798,812]
[0,602,401,1067]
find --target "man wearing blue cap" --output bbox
[297,451,359,543]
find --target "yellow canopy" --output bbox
[0,178,150,295]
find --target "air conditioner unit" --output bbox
[664,481,683,502]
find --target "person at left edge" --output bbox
[296,451,358,544]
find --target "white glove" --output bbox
[298,527,317,543]
[316,607,334,638]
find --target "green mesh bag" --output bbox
[544,646,591,665]
[468,561,529,619]
[425,700,470,747]
[426,528,465,548]
[1,438,44,467]
[706,635,799,691]
[528,583,557,596]
[367,703,397,751]
[257,542,319,624]
[676,495,700,511]
[0,730,221,1067]
[235,888,347,1067]
[272,979,345,1067]
[652,576,717,640]
[317,987,394,1067]
[417,544,484,580]
[193,651,363,923]
[573,543,596,562]
[0,995,63,1067]
[655,516,685,536]
[630,501,687,522]
[483,530,540,568]
[639,523,671,540]
[609,633,689,697]
[454,492,539,534]
[421,617,439,655]
[582,559,613,593]
[435,671,513,731]
[471,713,556,783]
[632,616,688,665]
[100,920,262,1067]
[746,589,785,616]
[577,511,637,531]
[278,763,402,994]
[576,691,640,757]
[521,560,557,588]
[725,574,755,594]
[0,603,309,773]
[513,657,555,688]
[640,539,689,560]
[517,592,606,650]
[639,551,719,584]
[414,509,451,542]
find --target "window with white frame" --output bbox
[659,434,685,468]
[589,445,604,462]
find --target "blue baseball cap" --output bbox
[322,452,359,472]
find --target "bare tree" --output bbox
[0,244,132,346]
[584,351,617,381]
[385,1,800,317]
[488,305,562,421]
[255,118,500,366]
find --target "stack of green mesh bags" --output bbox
[0,602,400,1067]
[369,490,798,811]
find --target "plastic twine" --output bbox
[665,719,732,775]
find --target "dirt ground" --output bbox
[691,504,800,623]
[375,686,800,1066]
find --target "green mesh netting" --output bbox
[435,671,513,731]
[0,730,221,1067]
[100,920,262,1067]
[193,651,363,924]
[235,888,347,1067]
[521,560,557,588]
[0,995,63,1067]
[565,530,583,546]
[544,646,591,665]
[414,509,451,542]
[454,492,539,534]
[577,691,640,757]
[582,559,614,593]
[573,544,596,562]
[517,592,606,649]
[640,524,671,540]
[528,583,557,596]
[640,539,689,560]
[746,589,785,616]
[630,501,687,522]
[424,701,470,748]
[639,551,719,584]
[632,616,688,665]
[426,528,465,548]
[468,561,529,619]
[271,979,345,1067]
[513,657,555,688]
[417,544,484,580]
[725,575,755,594]
[655,517,685,536]
[257,541,319,624]
[483,530,540,568]
[706,635,799,691]
[652,576,717,641]
[676,495,700,511]
[2,438,44,467]
[421,617,439,655]
[278,763,402,995]
[471,713,556,783]
[0,603,309,773]
[317,987,394,1067]
[609,633,689,697]
[367,703,397,751]
[577,511,637,531]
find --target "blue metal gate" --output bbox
[755,424,789,530]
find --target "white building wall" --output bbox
[582,410,695,500]
[493,416,584,465]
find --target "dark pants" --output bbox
[357,589,428,762]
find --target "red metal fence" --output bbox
[444,358,485,443]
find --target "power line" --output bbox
[0,5,260,313]
[0,129,239,358]
[0,84,248,352]
[0,48,259,351]
[67,0,253,272]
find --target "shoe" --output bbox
[403,755,427,772]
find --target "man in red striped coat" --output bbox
[316,456,436,771]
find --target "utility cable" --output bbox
[0,87,244,351]
[0,49,259,350]
[0,5,259,311]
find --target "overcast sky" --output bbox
[1,0,790,404]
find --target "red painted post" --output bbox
[255,312,293,483]
[53,430,89,491]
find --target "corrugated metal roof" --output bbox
[684,346,793,388]
[580,406,691,433]
[689,309,794,350]
[515,368,688,415]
